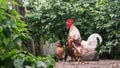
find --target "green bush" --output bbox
[0,0,29,52]
[0,50,55,68]
[24,0,120,55]
[0,0,55,68]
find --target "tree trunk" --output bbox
[34,40,42,56]
[23,39,35,55]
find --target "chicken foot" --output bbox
[71,42,83,64]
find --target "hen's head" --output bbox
[66,19,74,29]
[56,43,62,47]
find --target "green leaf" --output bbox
[8,42,15,49]
[0,26,3,32]
[10,21,17,28]
[11,1,18,5]
[15,39,22,46]
[3,37,10,45]
[25,54,36,64]
[13,59,24,68]
[3,27,11,38]
[0,49,18,60]
[36,61,47,68]
[10,10,20,18]
[20,33,31,40]
[13,35,19,40]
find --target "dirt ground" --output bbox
[56,60,120,68]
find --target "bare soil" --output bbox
[56,60,120,68]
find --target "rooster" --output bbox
[65,19,102,62]
[66,19,81,47]
[65,19,84,63]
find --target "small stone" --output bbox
[82,50,99,61]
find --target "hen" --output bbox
[55,43,64,61]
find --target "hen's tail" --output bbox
[87,33,102,50]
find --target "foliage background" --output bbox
[24,0,120,56]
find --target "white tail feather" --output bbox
[87,33,102,44]
[81,33,102,50]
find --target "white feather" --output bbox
[69,24,81,40]
[81,33,102,50]
[87,33,102,43]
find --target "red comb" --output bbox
[66,19,74,23]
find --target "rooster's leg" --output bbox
[71,42,84,64]
[78,56,83,64]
